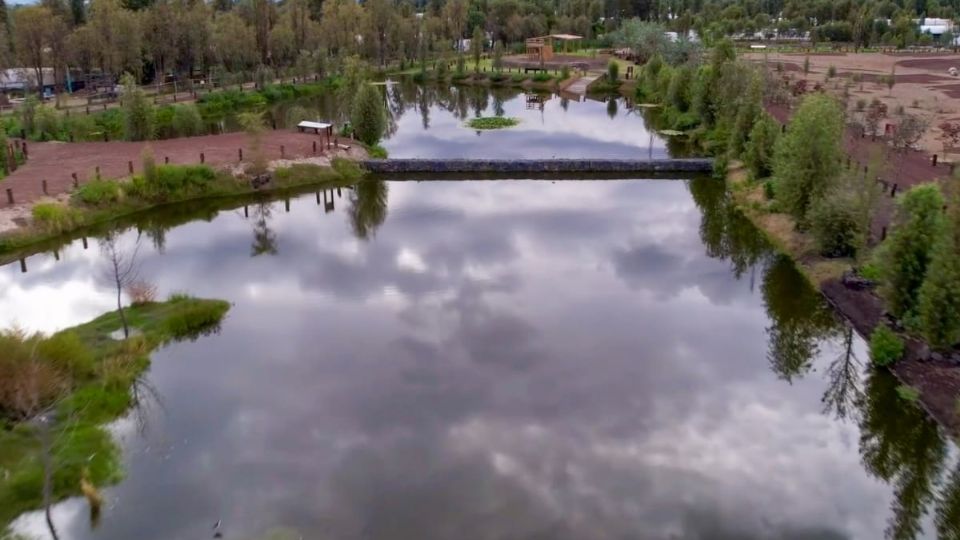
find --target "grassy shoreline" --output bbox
[0,160,364,265]
[0,296,230,530]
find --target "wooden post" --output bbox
[316,191,321,205]
[280,145,285,158]
[239,148,243,161]
[891,183,898,197]
[85,106,90,114]
[22,142,28,159]
[312,140,317,154]
[19,258,26,273]
[5,188,12,204]
[200,152,205,163]
[285,198,290,212]
[881,226,887,241]
[165,156,170,164]
[128,161,134,174]
[95,166,100,178]
[244,205,248,218]
[103,132,108,142]
[82,237,88,249]
[72,173,78,188]
[42,180,48,195]
[933,154,939,167]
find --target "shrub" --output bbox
[35,107,61,141]
[172,104,204,137]
[32,203,80,233]
[869,325,905,366]
[856,98,867,111]
[74,179,123,206]
[511,73,526,83]
[561,65,571,80]
[126,164,216,201]
[532,72,553,83]
[808,193,863,258]
[64,114,100,141]
[607,59,620,82]
[126,281,157,306]
[332,157,363,181]
[350,84,386,146]
[38,331,96,380]
[367,144,388,158]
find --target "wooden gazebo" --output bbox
[525,34,583,63]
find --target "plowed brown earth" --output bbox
[0,130,347,208]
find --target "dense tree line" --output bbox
[0,0,607,96]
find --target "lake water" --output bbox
[1,86,958,540]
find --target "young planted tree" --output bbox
[917,181,960,348]
[727,74,762,159]
[121,73,154,141]
[100,234,141,340]
[351,83,386,146]
[470,25,483,73]
[607,59,620,82]
[772,94,844,224]
[238,112,267,174]
[879,184,946,321]
[492,40,504,73]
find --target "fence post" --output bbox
[239,148,243,161]
[42,180,47,195]
[891,183,898,197]
[165,156,170,164]
[95,166,100,178]
[5,188,13,204]
[280,145,285,158]
[313,140,317,154]
[128,161,134,174]
[933,154,939,167]
[22,142,28,159]
[72,172,78,188]
[200,152,205,164]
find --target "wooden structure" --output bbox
[525,34,583,63]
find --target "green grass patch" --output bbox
[896,384,921,403]
[74,179,124,207]
[31,203,82,234]
[466,117,520,130]
[0,296,229,528]
[367,144,388,158]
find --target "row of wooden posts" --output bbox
[3,137,338,206]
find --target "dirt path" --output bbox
[0,130,355,209]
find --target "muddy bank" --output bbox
[822,278,960,436]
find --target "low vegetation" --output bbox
[466,117,520,130]
[1,158,366,257]
[869,326,906,367]
[0,296,230,528]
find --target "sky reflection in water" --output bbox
[1,176,958,539]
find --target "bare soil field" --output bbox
[0,130,360,209]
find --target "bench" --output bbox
[297,120,332,134]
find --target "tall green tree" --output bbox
[743,112,779,180]
[772,94,844,223]
[916,181,960,348]
[350,83,386,146]
[880,183,946,321]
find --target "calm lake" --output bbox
[1,86,958,540]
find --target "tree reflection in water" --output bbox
[690,173,959,540]
[348,179,389,241]
[250,202,278,257]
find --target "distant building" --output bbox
[0,68,56,94]
[917,17,954,37]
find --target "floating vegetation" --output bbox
[466,117,520,130]
[659,129,685,136]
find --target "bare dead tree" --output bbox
[100,234,141,339]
